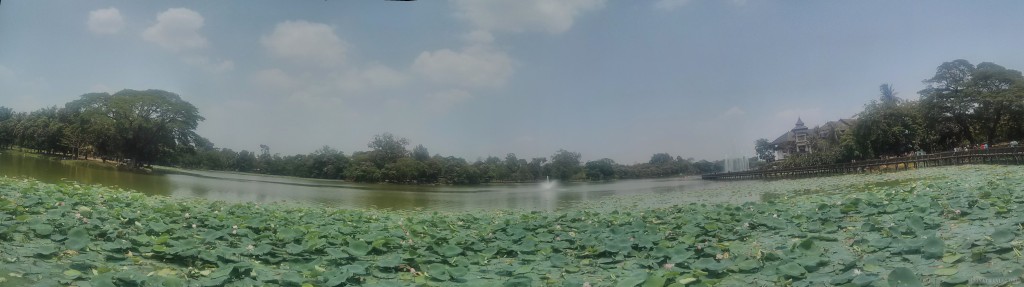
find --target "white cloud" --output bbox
[183,56,234,74]
[653,0,691,11]
[412,45,514,88]
[720,106,745,118]
[261,21,346,67]
[251,69,296,92]
[142,8,207,51]
[250,64,405,103]
[451,0,606,34]
[87,7,125,35]
[336,64,407,92]
[0,64,13,81]
[462,30,495,45]
[426,89,473,112]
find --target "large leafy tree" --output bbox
[0,106,15,149]
[117,90,203,167]
[849,99,924,159]
[584,158,616,180]
[970,62,1024,144]
[919,59,978,149]
[754,138,775,162]
[548,149,582,181]
[648,153,673,165]
[368,132,409,169]
[411,144,430,162]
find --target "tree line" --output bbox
[754,59,1024,168]
[162,134,723,184]
[0,90,722,184]
[0,90,202,168]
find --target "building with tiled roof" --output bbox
[770,117,856,160]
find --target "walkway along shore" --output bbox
[702,146,1024,180]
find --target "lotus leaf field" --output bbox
[2,165,1024,286]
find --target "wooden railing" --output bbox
[702,147,1024,180]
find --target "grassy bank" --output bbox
[1,165,1023,286]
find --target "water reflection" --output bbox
[2,151,727,211]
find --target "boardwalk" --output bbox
[702,146,1024,180]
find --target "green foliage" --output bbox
[584,158,616,180]
[1,90,203,167]
[918,59,1024,150]
[368,132,409,169]
[548,149,582,181]
[649,153,673,165]
[4,165,1024,285]
[848,100,924,159]
[754,138,775,163]
[0,106,16,149]
[411,144,430,162]
[760,59,1024,168]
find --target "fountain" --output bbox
[540,176,556,190]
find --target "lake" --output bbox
[0,151,727,211]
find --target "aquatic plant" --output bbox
[1,165,1022,286]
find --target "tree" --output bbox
[548,149,582,181]
[392,157,424,183]
[584,158,616,180]
[306,146,348,179]
[692,160,721,174]
[368,132,409,168]
[233,150,258,172]
[649,153,673,165]
[0,106,16,149]
[919,59,978,149]
[528,157,547,181]
[970,62,1024,144]
[69,89,204,167]
[848,100,923,159]
[879,83,900,105]
[754,138,775,163]
[412,144,430,162]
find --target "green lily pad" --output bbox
[347,240,370,256]
[941,254,962,263]
[887,267,922,287]
[991,227,1015,244]
[65,227,90,250]
[778,262,806,278]
[922,236,944,259]
[438,245,463,257]
[934,268,958,276]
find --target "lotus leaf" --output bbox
[65,227,90,250]
[778,262,806,278]
[921,236,944,259]
[887,267,922,287]
[347,240,370,256]
[934,267,957,276]
[438,244,463,257]
[990,227,1015,244]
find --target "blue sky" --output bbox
[2,1,1024,164]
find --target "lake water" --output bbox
[0,151,726,211]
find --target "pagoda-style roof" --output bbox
[792,117,808,131]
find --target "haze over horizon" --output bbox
[3,1,1024,164]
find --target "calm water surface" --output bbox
[0,151,726,211]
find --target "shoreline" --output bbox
[6,147,696,186]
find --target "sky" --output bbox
[2,1,1024,164]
